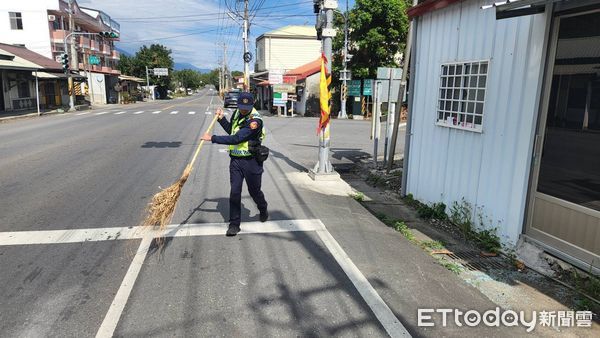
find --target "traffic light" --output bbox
[98,31,119,39]
[61,53,69,72]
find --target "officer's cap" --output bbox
[238,92,254,111]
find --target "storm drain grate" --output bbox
[445,250,509,272]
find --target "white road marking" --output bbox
[315,225,411,337]
[206,95,214,111]
[169,111,178,115]
[133,111,144,115]
[151,111,161,114]
[218,149,229,153]
[205,111,212,115]
[188,111,196,115]
[95,236,152,338]
[2,218,409,337]
[114,111,126,115]
[0,219,324,245]
[75,112,89,116]
[94,112,109,115]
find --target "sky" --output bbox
[79,0,355,71]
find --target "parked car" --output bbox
[224,90,240,108]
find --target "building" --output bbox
[253,26,321,111]
[404,0,600,272]
[0,0,121,105]
[1,43,72,113]
[284,58,322,117]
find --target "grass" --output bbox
[366,173,385,187]
[572,273,600,313]
[351,192,365,202]
[421,240,445,251]
[393,221,416,242]
[440,259,463,274]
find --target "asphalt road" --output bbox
[1,91,509,337]
[0,90,406,337]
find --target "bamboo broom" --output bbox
[142,113,220,230]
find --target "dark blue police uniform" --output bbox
[210,98,268,236]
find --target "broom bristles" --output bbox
[142,164,193,230]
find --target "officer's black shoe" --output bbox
[259,209,269,222]
[226,225,241,237]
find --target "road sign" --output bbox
[153,68,168,76]
[269,70,283,85]
[363,79,373,96]
[376,68,402,103]
[273,92,287,107]
[348,80,361,96]
[273,84,295,93]
[88,55,100,65]
[283,75,297,85]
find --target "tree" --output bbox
[117,44,174,94]
[199,68,220,88]
[340,0,410,80]
[134,44,174,88]
[173,69,203,91]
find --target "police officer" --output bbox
[201,92,268,236]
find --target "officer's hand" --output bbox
[216,107,224,120]
[201,133,212,141]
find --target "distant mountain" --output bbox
[174,62,211,73]
[115,47,132,57]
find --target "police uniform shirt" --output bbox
[210,111,263,146]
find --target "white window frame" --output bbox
[9,12,23,30]
[436,60,489,133]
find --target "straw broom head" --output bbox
[141,165,192,230]
[141,114,218,231]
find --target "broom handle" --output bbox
[188,113,220,169]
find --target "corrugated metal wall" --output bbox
[407,0,548,245]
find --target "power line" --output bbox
[114,1,313,21]
[119,28,220,43]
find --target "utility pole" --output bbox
[219,58,223,95]
[311,0,337,178]
[243,0,250,90]
[145,66,151,100]
[67,0,76,111]
[223,43,228,90]
[340,0,349,119]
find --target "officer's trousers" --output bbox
[229,156,268,226]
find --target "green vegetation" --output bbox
[421,240,445,251]
[393,221,416,242]
[571,268,600,313]
[418,202,447,220]
[440,259,463,274]
[450,198,473,234]
[351,192,365,202]
[366,172,385,187]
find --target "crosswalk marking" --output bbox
[188,111,196,115]
[94,111,109,115]
[170,111,178,115]
[133,111,144,115]
[75,112,89,116]
[151,111,161,114]
[114,111,126,115]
